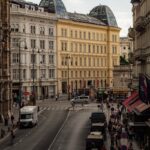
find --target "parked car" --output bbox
[86,131,104,150]
[91,123,106,139]
[70,95,89,105]
[90,112,106,124]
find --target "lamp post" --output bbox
[66,55,70,100]
[129,64,133,96]
[32,48,36,105]
[18,40,27,108]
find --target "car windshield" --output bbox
[21,114,32,119]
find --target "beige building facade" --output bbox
[120,37,133,61]
[129,0,150,81]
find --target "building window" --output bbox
[49,69,55,78]
[49,27,54,36]
[31,54,36,64]
[23,69,26,79]
[80,57,82,66]
[23,24,26,33]
[40,27,45,35]
[13,69,19,80]
[84,44,86,53]
[30,25,36,34]
[84,57,86,66]
[75,31,77,38]
[12,53,19,64]
[11,38,19,48]
[92,32,95,40]
[89,58,91,66]
[88,44,91,53]
[61,41,67,51]
[88,32,91,40]
[49,41,54,50]
[11,24,19,32]
[31,39,36,49]
[70,30,73,38]
[79,31,82,39]
[83,32,86,39]
[41,55,46,64]
[61,28,67,37]
[40,69,46,78]
[40,40,45,49]
[49,55,54,64]
[31,69,37,79]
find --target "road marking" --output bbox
[48,111,70,150]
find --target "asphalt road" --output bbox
[50,109,92,150]
[0,110,68,150]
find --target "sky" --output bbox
[28,0,133,37]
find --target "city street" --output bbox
[0,100,142,150]
[0,107,68,150]
[0,101,108,150]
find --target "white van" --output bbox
[20,106,38,128]
[70,95,90,105]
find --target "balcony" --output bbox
[134,16,150,33]
[128,27,135,39]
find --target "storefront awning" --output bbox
[123,92,138,107]
[134,103,150,113]
[127,99,142,112]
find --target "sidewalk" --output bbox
[0,105,19,143]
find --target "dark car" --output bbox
[90,112,106,124]
[86,132,104,150]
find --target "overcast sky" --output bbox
[28,0,133,37]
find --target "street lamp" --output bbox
[66,55,70,100]
[32,48,36,105]
[18,39,27,108]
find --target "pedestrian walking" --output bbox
[11,114,14,126]
[10,129,15,145]
[55,95,58,101]
[128,142,133,150]
[110,143,115,150]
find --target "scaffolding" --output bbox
[0,0,12,122]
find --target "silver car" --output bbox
[70,96,89,105]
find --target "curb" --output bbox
[0,127,18,144]
[48,110,70,150]
[0,107,45,144]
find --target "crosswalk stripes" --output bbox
[39,105,69,111]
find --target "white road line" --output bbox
[48,111,70,150]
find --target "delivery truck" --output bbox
[20,106,38,128]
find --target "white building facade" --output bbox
[120,37,133,61]
[10,0,57,102]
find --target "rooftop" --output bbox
[89,5,118,27]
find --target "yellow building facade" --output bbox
[38,0,121,96]
[56,18,120,95]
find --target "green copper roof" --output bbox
[89,5,118,27]
[39,0,67,16]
